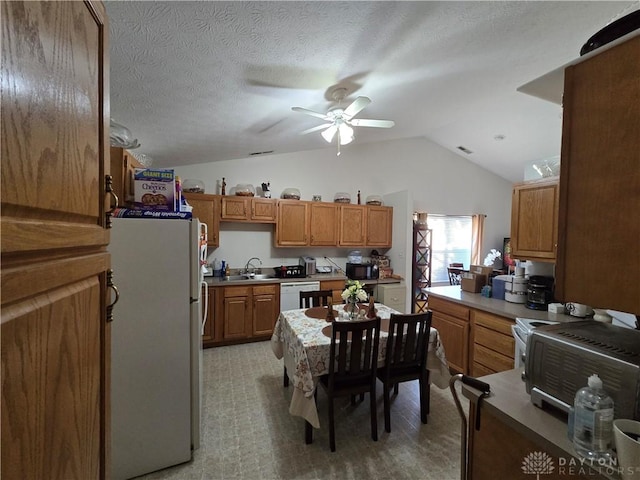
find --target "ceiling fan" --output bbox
[291,87,395,155]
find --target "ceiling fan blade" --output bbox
[291,106,329,120]
[350,118,395,128]
[343,96,371,119]
[300,123,332,135]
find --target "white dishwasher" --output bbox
[280,281,321,311]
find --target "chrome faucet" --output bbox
[244,257,262,275]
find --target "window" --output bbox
[428,215,472,284]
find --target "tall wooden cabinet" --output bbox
[110,147,143,207]
[510,177,559,262]
[556,34,640,315]
[1,2,111,478]
[184,193,220,248]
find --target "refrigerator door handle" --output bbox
[201,281,208,335]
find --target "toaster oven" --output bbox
[524,320,640,420]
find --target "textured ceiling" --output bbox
[105,1,639,182]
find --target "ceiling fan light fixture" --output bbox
[338,123,354,145]
[321,125,337,143]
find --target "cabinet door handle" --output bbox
[105,175,119,229]
[106,269,120,322]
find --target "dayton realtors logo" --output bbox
[522,451,555,479]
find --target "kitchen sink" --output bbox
[222,274,276,281]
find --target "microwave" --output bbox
[346,262,379,280]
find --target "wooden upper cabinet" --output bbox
[184,193,220,248]
[276,200,309,246]
[556,35,640,314]
[221,196,276,223]
[110,147,142,207]
[510,177,559,262]
[1,2,110,478]
[310,202,338,246]
[366,206,392,247]
[339,205,367,246]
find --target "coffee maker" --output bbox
[526,275,555,310]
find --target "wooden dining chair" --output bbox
[283,289,334,388]
[448,263,464,285]
[316,316,381,452]
[376,311,433,433]
[299,289,333,308]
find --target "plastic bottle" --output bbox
[572,374,614,461]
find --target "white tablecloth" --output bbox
[270,304,451,428]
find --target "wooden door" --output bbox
[251,198,277,222]
[223,287,251,340]
[366,206,392,247]
[184,193,220,247]
[252,285,279,336]
[556,35,640,314]
[221,196,250,220]
[310,203,338,246]
[339,205,366,246]
[1,2,110,478]
[430,312,468,374]
[510,178,559,262]
[276,201,309,246]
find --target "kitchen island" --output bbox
[461,368,618,479]
[426,286,579,376]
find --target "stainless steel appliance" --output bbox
[511,317,559,368]
[524,321,640,420]
[526,275,554,310]
[346,262,379,280]
[299,256,316,275]
[109,217,207,479]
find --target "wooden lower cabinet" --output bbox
[202,286,215,346]
[471,311,515,376]
[469,405,606,480]
[209,283,279,346]
[428,296,470,374]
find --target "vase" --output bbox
[346,298,359,320]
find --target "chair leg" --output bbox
[383,383,391,433]
[305,420,313,444]
[393,382,399,395]
[328,397,336,452]
[370,385,378,442]
[284,366,289,387]
[419,376,429,424]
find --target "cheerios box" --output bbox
[133,168,176,211]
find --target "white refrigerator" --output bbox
[109,217,207,480]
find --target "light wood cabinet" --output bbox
[221,196,277,223]
[321,279,348,304]
[366,206,393,248]
[427,296,470,374]
[276,200,310,246]
[184,192,220,248]
[310,202,338,246]
[214,283,279,344]
[556,35,640,315]
[110,147,142,206]
[1,2,110,478]
[510,177,559,262]
[470,311,514,376]
[339,205,367,246]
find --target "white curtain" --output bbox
[471,214,486,265]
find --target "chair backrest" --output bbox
[448,264,464,285]
[382,311,432,377]
[299,289,333,308]
[328,317,381,393]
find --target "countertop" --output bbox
[206,273,402,287]
[462,369,620,479]
[427,285,578,322]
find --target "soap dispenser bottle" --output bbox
[572,373,614,461]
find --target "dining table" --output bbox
[270,303,451,430]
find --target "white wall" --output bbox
[171,136,513,273]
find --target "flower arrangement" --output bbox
[483,249,502,267]
[341,280,368,304]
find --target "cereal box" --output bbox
[133,168,176,211]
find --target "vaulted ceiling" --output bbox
[105,1,638,182]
